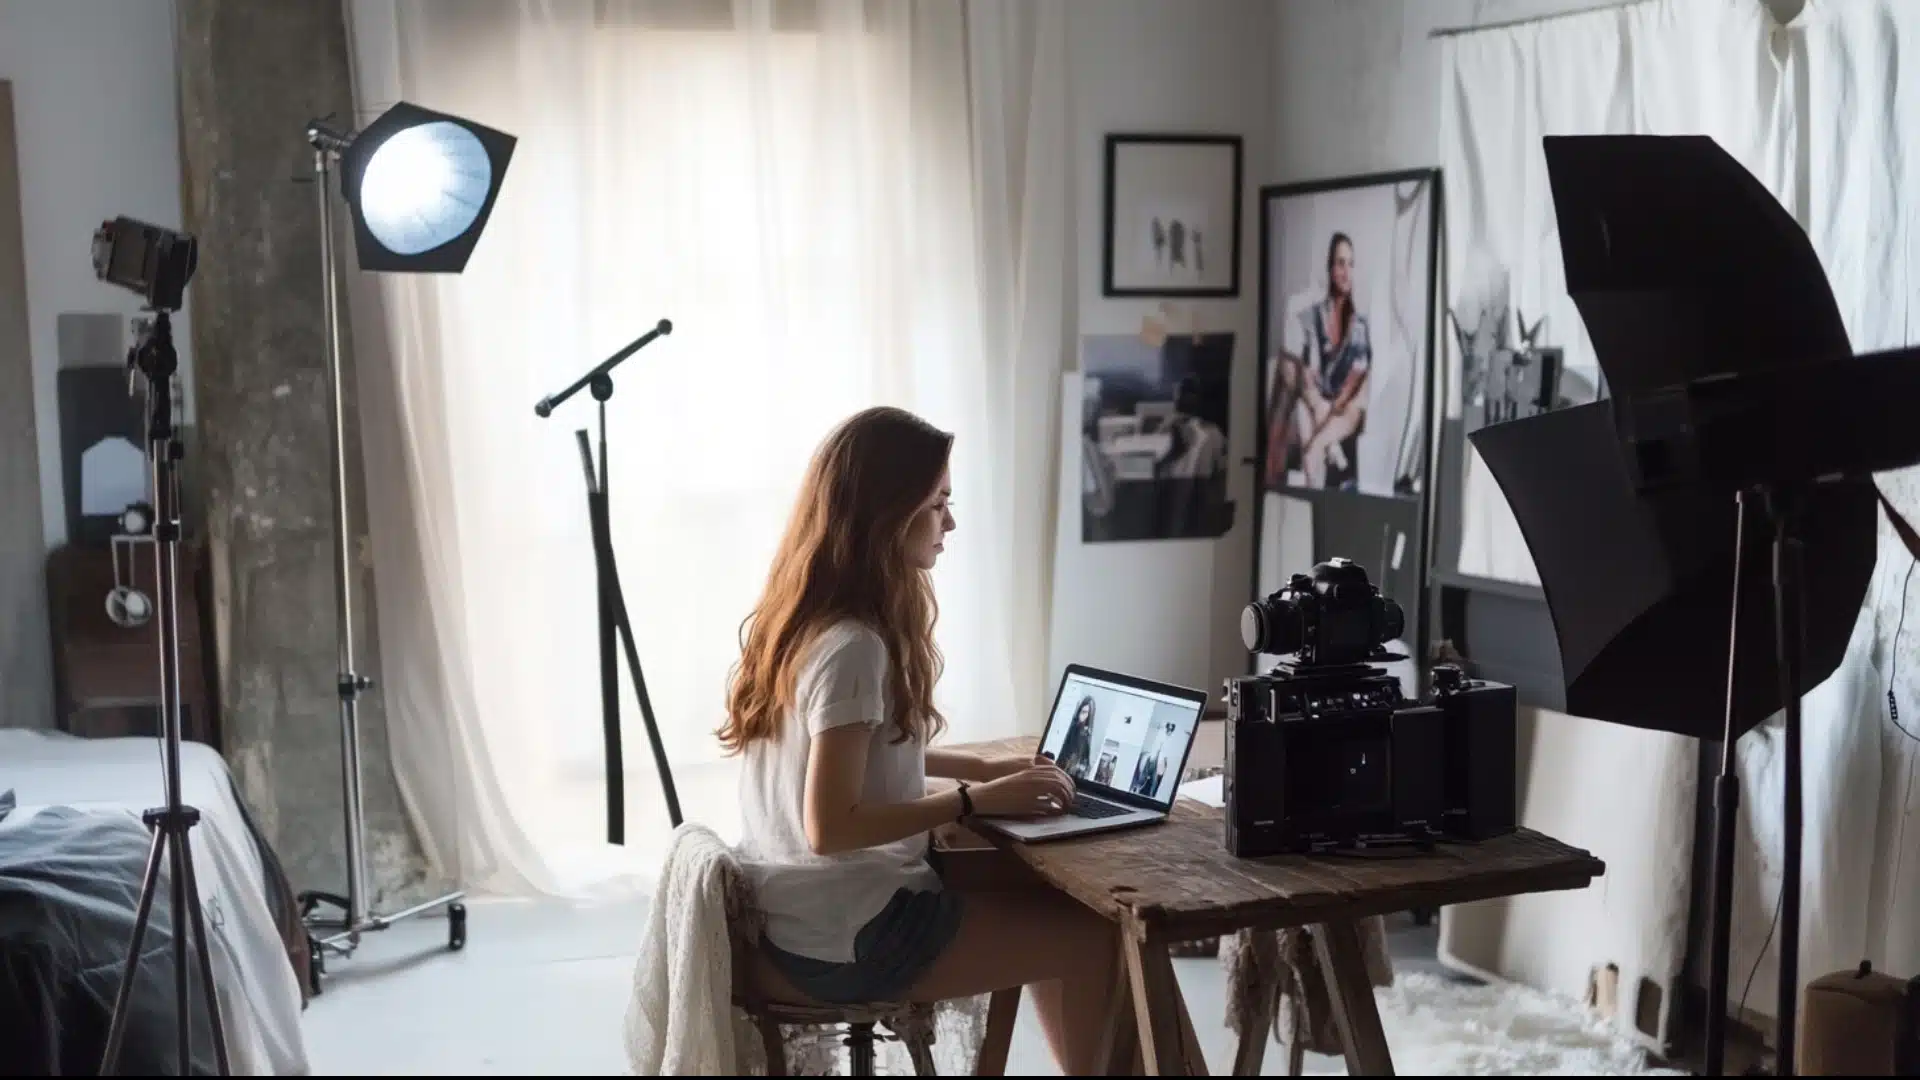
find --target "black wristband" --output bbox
[955,781,974,821]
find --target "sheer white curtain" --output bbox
[341,0,1067,898]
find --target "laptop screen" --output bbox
[1038,668,1204,810]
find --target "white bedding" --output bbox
[0,730,311,1076]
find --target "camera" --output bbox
[92,217,197,312]
[1224,558,1516,857]
[1241,557,1406,666]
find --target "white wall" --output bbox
[0,0,192,549]
[1046,0,1274,703]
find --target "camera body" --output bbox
[92,216,197,313]
[1225,559,1517,857]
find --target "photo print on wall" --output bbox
[1258,170,1439,502]
[1103,134,1243,298]
[1081,330,1235,543]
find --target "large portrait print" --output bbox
[1258,170,1439,502]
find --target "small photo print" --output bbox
[1104,135,1241,296]
[1081,332,1235,542]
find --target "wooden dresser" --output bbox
[45,541,217,747]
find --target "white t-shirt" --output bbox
[734,619,941,963]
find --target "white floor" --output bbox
[300,899,1668,1076]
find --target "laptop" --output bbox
[973,664,1208,843]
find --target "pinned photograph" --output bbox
[1081,331,1234,543]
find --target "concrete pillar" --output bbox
[175,0,432,904]
[0,81,53,731]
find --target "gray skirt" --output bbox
[760,856,964,1005]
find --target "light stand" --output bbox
[534,322,684,840]
[296,122,470,989]
[98,308,232,1076]
[1702,486,1809,1075]
[1468,134,1920,1076]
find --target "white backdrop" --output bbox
[1439,0,1920,1050]
[341,0,1069,897]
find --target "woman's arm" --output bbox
[805,729,1074,855]
[805,725,965,855]
[926,746,1024,783]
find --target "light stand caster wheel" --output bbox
[307,935,326,997]
[448,902,467,951]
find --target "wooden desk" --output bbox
[961,736,1607,1076]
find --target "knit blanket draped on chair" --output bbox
[625,823,990,1076]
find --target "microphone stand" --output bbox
[535,321,684,841]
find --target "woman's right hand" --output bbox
[971,763,1075,818]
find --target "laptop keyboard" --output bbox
[1070,793,1132,819]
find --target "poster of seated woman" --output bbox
[1259,173,1437,502]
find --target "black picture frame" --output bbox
[1101,134,1243,298]
[1250,167,1443,677]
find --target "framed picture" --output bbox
[1102,134,1243,298]
[1256,169,1439,503]
[1250,168,1441,673]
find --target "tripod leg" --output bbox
[169,831,193,1074]
[1774,522,1805,1076]
[1705,490,1750,1076]
[100,826,168,1074]
[610,585,683,830]
[176,828,232,1075]
[589,490,625,844]
[602,544,682,830]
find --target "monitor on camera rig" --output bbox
[92,216,197,314]
[89,216,196,476]
[1223,558,1518,858]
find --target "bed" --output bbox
[0,729,313,1075]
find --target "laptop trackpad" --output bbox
[997,808,1156,839]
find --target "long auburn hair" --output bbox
[719,406,952,752]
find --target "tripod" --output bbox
[535,322,684,840]
[98,310,232,1076]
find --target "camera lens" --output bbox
[1241,592,1304,655]
[1380,596,1406,644]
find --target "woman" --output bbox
[1056,696,1096,779]
[1264,231,1373,491]
[722,406,1121,1075]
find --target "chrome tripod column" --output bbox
[297,127,468,994]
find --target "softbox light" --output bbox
[336,101,516,273]
[1466,133,1920,1077]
